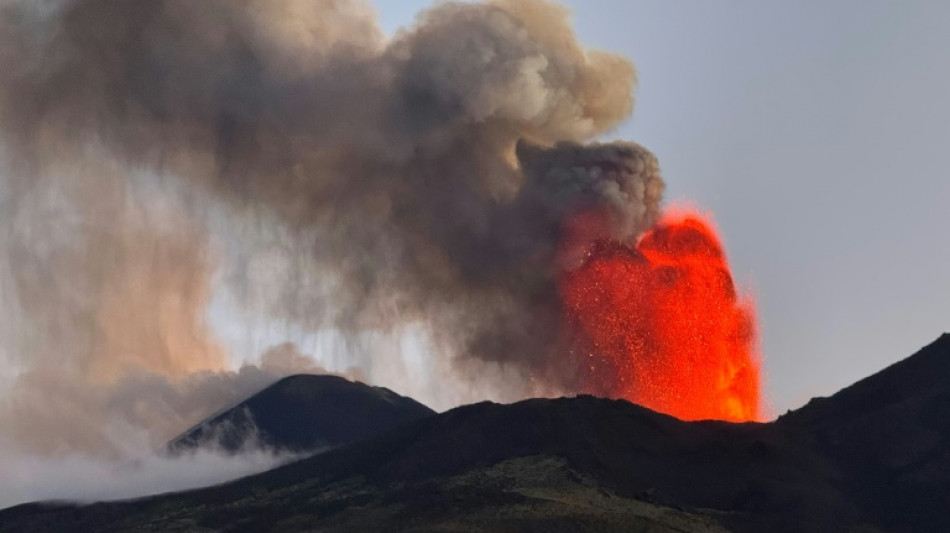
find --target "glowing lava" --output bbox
[559,208,762,422]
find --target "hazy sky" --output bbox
[377,1,950,413]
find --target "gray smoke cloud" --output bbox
[0,0,664,497]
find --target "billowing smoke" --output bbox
[0,0,668,503]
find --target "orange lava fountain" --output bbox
[559,207,762,422]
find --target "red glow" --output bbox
[558,207,762,422]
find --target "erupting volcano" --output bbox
[0,0,767,448]
[559,207,762,422]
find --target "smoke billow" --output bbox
[0,0,666,502]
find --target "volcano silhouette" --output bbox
[167,374,436,454]
[2,335,949,532]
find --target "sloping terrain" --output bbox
[167,374,436,453]
[2,335,948,532]
[778,333,950,532]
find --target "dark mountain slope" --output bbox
[2,334,949,532]
[167,374,436,453]
[0,399,851,532]
[779,333,950,532]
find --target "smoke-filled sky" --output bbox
[380,0,950,414]
[0,0,676,506]
[0,0,947,508]
[212,0,950,415]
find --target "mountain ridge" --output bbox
[2,334,949,532]
[167,373,436,454]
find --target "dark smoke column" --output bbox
[0,0,669,407]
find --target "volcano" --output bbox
[167,374,435,454]
[2,335,949,532]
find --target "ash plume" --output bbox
[0,0,665,469]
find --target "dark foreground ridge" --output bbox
[167,374,436,454]
[2,335,949,532]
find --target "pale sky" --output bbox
[376,1,950,414]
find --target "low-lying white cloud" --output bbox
[0,445,303,510]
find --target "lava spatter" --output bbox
[559,208,762,422]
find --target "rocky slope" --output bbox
[167,374,436,454]
[2,335,948,532]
